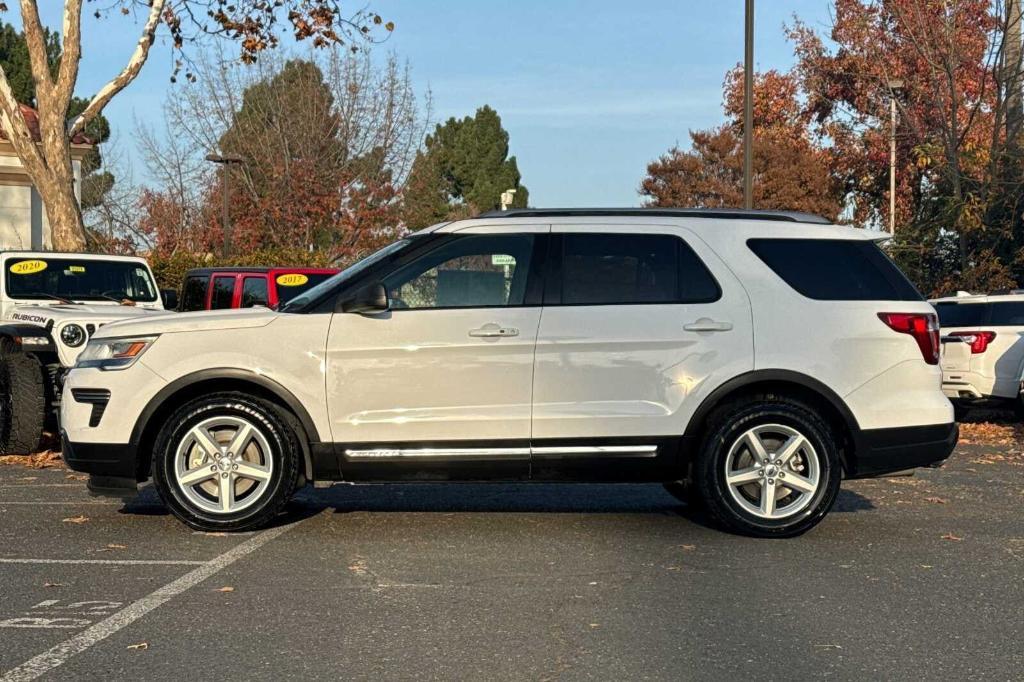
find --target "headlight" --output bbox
[76,336,157,371]
[60,324,86,348]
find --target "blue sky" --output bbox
[29,0,833,207]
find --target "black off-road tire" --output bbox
[695,395,842,538]
[152,392,301,532]
[0,343,46,455]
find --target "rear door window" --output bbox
[210,275,236,310]
[748,238,923,301]
[557,233,720,305]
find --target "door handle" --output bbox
[469,323,519,338]
[684,318,733,332]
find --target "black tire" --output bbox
[0,343,46,455]
[694,395,841,538]
[152,392,300,532]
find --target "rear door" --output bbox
[530,225,752,480]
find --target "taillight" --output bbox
[878,312,940,365]
[948,330,996,354]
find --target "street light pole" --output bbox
[743,0,754,210]
[887,80,903,235]
[205,153,245,259]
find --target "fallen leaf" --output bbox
[0,450,63,469]
[126,642,148,650]
[65,474,87,481]
[43,582,65,588]
[919,565,933,569]
[106,544,127,549]
[588,623,600,629]
[216,586,235,593]
[924,497,948,504]
[62,515,89,524]
[679,544,696,551]
[941,532,964,541]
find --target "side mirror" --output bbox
[161,288,179,311]
[340,282,389,314]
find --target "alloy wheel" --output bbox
[173,415,274,515]
[723,423,821,520]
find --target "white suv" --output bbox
[61,209,956,537]
[931,292,1024,413]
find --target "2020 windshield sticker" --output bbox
[10,259,47,275]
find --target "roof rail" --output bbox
[475,207,832,224]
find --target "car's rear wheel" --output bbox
[152,393,300,532]
[695,396,841,538]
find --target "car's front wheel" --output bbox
[152,393,300,532]
[695,396,841,538]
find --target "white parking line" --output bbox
[0,559,206,566]
[0,519,303,682]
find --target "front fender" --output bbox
[0,322,55,353]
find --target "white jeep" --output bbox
[61,209,957,537]
[0,251,170,454]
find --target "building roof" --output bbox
[0,104,92,145]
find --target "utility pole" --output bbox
[205,153,246,258]
[888,80,903,235]
[743,0,754,209]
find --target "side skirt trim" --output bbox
[343,444,658,462]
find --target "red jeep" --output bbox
[177,267,339,311]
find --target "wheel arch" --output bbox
[132,369,320,482]
[682,370,863,475]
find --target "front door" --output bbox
[530,226,753,480]
[325,227,548,480]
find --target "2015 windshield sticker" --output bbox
[10,260,47,275]
[277,274,309,287]
[68,265,86,273]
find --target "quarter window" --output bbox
[383,234,535,309]
[558,233,720,305]
[241,277,269,308]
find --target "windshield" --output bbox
[275,273,338,305]
[278,238,412,312]
[5,257,159,303]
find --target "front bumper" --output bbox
[61,430,140,497]
[848,422,959,478]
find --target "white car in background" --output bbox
[931,291,1024,415]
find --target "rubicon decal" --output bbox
[10,312,49,324]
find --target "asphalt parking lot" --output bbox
[1,428,1022,681]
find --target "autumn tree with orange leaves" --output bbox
[641,68,843,221]
[644,0,1024,295]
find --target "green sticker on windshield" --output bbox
[68,265,85,273]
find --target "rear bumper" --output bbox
[848,422,958,478]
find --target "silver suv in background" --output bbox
[931,292,1024,415]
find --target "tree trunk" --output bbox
[35,168,86,251]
